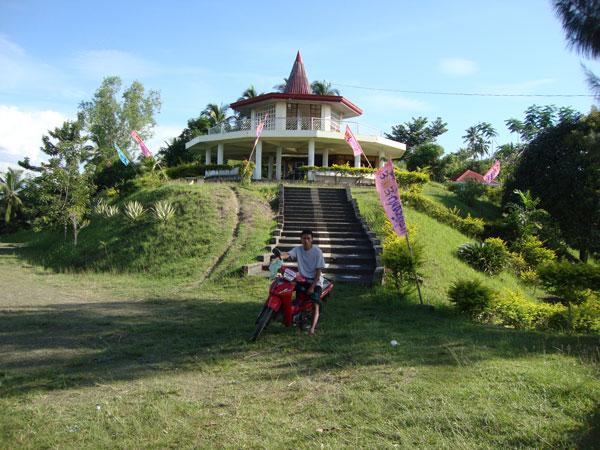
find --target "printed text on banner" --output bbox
[375,159,407,237]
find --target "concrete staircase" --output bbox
[244,185,382,283]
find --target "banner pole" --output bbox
[404,234,424,306]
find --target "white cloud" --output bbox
[145,124,184,154]
[482,78,557,95]
[0,105,67,170]
[439,57,478,76]
[71,50,161,80]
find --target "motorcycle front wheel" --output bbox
[250,306,274,342]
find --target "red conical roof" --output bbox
[284,51,312,94]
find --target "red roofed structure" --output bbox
[451,169,500,186]
[186,52,406,180]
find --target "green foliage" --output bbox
[456,238,508,276]
[79,76,161,168]
[93,159,137,193]
[238,160,255,187]
[505,105,581,142]
[164,163,232,179]
[462,122,498,159]
[448,279,495,318]
[447,181,488,206]
[0,167,26,224]
[380,223,423,300]
[104,205,119,218]
[484,185,502,205]
[503,107,599,261]
[123,200,146,221]
[513,235,556,270]
[405,143,444,174]
[385,116,448,157]
[538,260,600,305]
[158,116,212,166]
[401,191,485,237]
[310,80,340,95]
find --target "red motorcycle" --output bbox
[250,266,333,342]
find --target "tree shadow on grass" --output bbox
[1,281,598,400]
[426,191,501,222]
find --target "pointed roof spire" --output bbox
[284,51,312,95]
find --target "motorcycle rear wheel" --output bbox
[250,306,274,342]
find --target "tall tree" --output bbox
[0,167,26,224]
[273,78,288,93]
[385,117,448,159]
[505,104,581,142]
[462,122,498,159]
[310,80,340,96]
[159,116,212,166]
[201,103,231,127]
[79,76,161,168]
[26,120,95,247]
[237,85,264,101]
[553,0,600,98]
[503,107,599,262]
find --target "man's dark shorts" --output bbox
[301,282,322,306]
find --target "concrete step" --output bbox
[277,236,372,246]
[280,230,368,239]
[264,262,375,275]
[282,224,365,232]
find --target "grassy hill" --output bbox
[5,183,277,282]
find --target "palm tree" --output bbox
[553,0,600,98]
[237,85,264,101]
[201,103,231,127]
[462,123,497,159]
[273,78,288,93]
[310,80,340,96]
[0,167,26,224]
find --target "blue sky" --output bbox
[1,0,598,171]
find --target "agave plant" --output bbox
[104,205,120,218]
[124,201,146,221]
[93,198,107,216]
[153,200,175,223]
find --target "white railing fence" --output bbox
[208,117,383,137]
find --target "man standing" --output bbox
[279,229,325,337]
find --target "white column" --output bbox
[378,151,386,168]
[308,139,315,167]
[205,148,211,164]
[322,148,329,167]
[268,155,273,180]
[276,147,282,181]
[252,140,262,180]
[217,143,224,164]
[354,154,361,168]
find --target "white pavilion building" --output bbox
[185,52,406,180]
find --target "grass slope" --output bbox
[5,183,276,281]
[351,187,540,305]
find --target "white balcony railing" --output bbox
[207,117,383,137]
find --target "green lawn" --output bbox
[1,182,599,448]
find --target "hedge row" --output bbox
[449,279,600,333]
[401,191,485,237]
[164,163,233,179]
[298,165,430,190]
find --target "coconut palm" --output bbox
[237,85,264,101]
[553,0,600,98]
[310,80,340,96]
[201,103,231,127]
[462,123,497,159]
[273,78,288,93]
[0,167,26,224]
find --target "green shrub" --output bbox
[491,289,569,331]
[448,279,495,318]
[124,201,146,221]
[456,238,507,276]
[538,260,600,305]
[447,181,487,206]
[484,186,503,205]
[514,235,556,269]
[381,222,423,300]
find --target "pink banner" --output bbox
[344,125,363,157]
[131,130,152,157]
[253,113,268,149]
[483,160,501,183]
[375,158,407,237]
